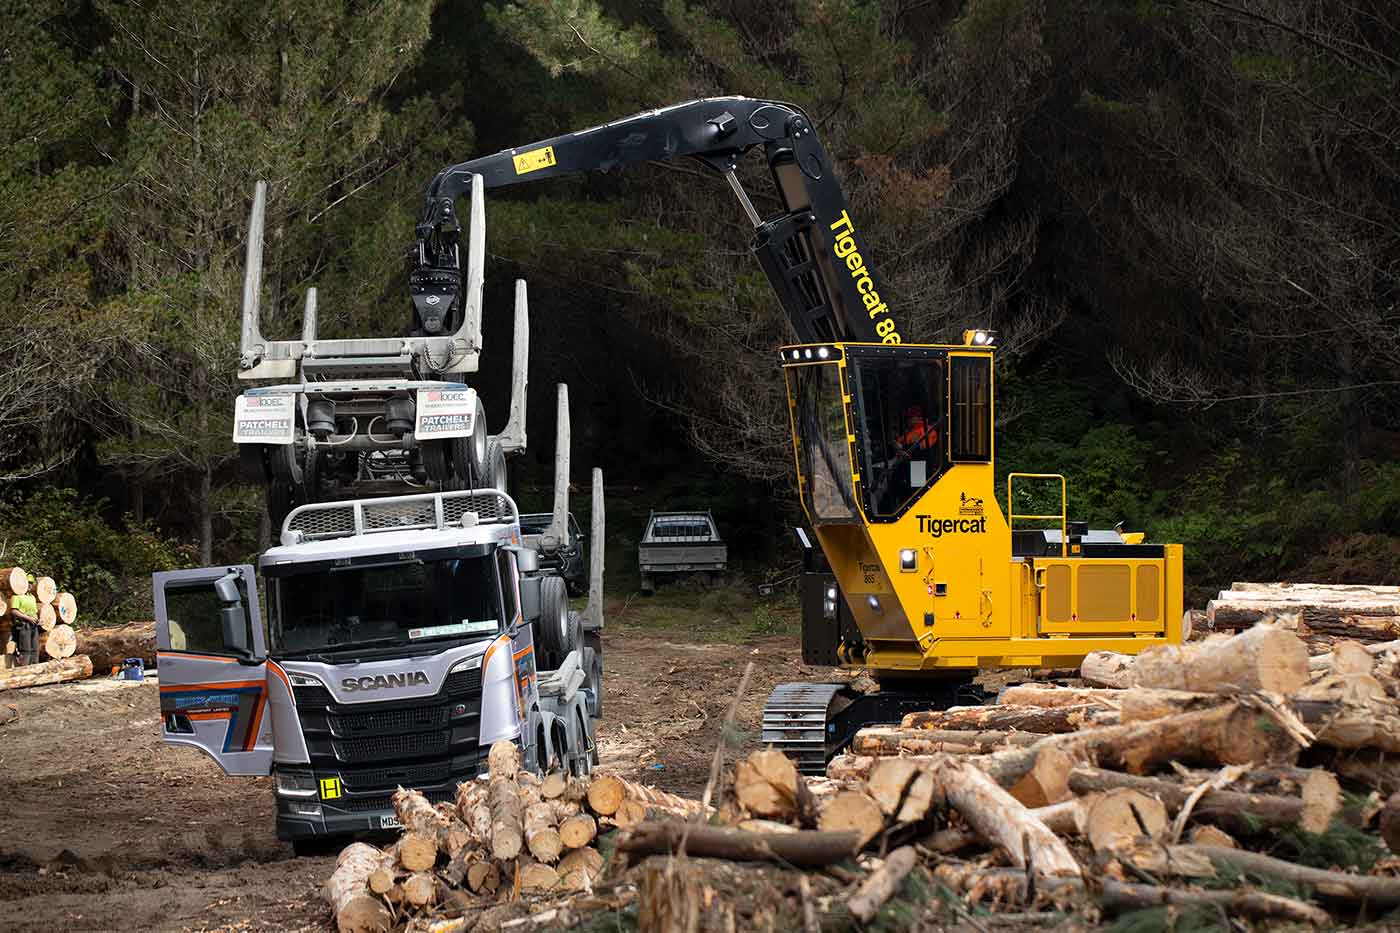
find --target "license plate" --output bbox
[379,815,402,830]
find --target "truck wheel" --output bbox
[420,438,451,484]
[583,633,602,720]
[481,438,508,495]
[537,575,569,664]
[448,396,489,488]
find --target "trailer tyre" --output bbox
[481,437,508,495]
[448,396,489,488]
[421,439,451,484]
[537,575,569,662]
[583,634,602,720]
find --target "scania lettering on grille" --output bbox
[342,671,430,692]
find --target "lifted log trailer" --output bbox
[156,194,608,849]
[411,97,1185,772]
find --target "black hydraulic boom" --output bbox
[410,97,904,346]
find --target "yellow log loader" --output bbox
[411,97,1184,772]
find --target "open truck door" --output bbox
[153,565,273,776]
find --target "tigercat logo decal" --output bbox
[829,210,901,345]
[959,492,984,516]
[341,671,430,692]
[916,514,987,537]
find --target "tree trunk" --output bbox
[324,842,391,933]
[1130,625,1309,693]
[850,727,1040,757]
[1067,766,1339,835]
[198,461,212,566]
[1207,589,1400,639]
[33,577,56,604]
[929,757,1082,878]
[488,775,524,861]
[517,860,560,893]
[391,787,447,838]
[971,701,1299,785]
[1083,788,1168,852]
[847,846,917,924]
[44,623,76,660]
[586,774,706,818]
[1080,651,1135,688]
[733,748,814,822]
[1186,844,1400,905]
[900,703,1107,733]
[79,622,156,675]
[524,801,563,863]
[619,822,862,867]
[996,684,1124,708]
[816,791,886,848]
[0,655,92,691]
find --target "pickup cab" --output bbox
[638,511,727,594]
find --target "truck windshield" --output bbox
[270,555,502,657]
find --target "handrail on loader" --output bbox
[1006,472,1068,558]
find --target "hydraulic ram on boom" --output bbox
[409,97,904,346]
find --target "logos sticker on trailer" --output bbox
[415,387,476,440]
[232,394,295,444]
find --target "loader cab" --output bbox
[782,340,993,530]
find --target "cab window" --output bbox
[853,356,946,518]
[789,364,858,522]
[165,578,254,655]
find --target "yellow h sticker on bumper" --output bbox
[319,777,342,800]
[513,146,556,175]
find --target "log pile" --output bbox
[827,621,1400,927]
[326,621,1400,931]
[1205,581,1400,651]
[0,565,86,686]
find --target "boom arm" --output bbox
[410,97,904,345]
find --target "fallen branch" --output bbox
[848,845,918,924]
[1188,844,1400,904]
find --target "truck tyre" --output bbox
[420,438,451,484]
[537,575,569,663]
[448,396,489,488]
[481,437,508,495]
[583,633,602,720]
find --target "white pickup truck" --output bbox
[638,511,727,594]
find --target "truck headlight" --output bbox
[287,672,323,687]
[450,654,483,674]
[287,801,323,818]
[275,770,318,798]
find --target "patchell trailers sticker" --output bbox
[415,387,476,440]
[233,394,295,444]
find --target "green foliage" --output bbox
[0,488,194,626]
[1108,906,1226,933]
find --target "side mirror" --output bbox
[214,571,254,659]
[221,606,252,658]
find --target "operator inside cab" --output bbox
[859,358,945,517]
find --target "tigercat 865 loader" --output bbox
[410,97,1185,773]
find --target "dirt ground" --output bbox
[0,604,823,932]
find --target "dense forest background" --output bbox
[2,0,1397,623]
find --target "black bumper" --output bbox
[275,771,480,841]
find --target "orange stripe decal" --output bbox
[160,679,266,693]
[156,651,240,663]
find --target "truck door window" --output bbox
[949,355,992,462]
[852,356,946,518]
[164,578,254,655]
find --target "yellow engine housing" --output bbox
[782,340,1183,676]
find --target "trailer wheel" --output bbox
[448,396,489,488]
[420,439,451,484]
[583,633,602,721]
[481,437,508,495]
[537,575,569,664]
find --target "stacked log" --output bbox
[327,620,1400,931]
[833,622,1400,927]
[0,565,82,671]
[1206,582,1400,649]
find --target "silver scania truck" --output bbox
[153,481,603,853]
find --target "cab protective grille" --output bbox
[333,730,450,762]
[331,705,449,736]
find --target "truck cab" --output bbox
[154,487,602,851]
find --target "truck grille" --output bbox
[343,761,453,791]
[332,705,449,736]
[444,668,481,696]
[333,729,450,762]
[334,787,456,813]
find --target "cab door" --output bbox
[153,565,273,776]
